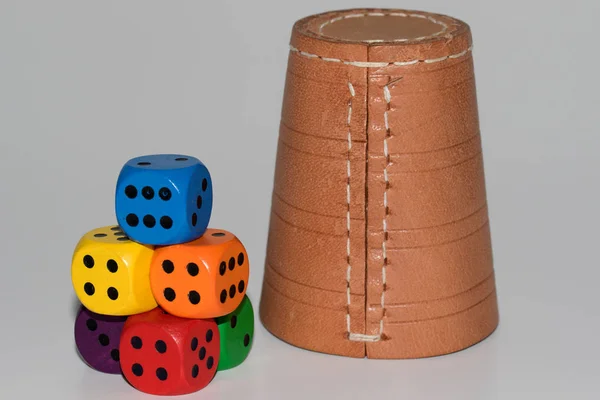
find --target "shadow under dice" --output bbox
[71,225,156,316]
[149,228,249,319]
[74,305,127,374]
[215,295,254,371]
[115,154,213,246]
[119,308,220,396]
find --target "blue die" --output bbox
[115,154,213,245]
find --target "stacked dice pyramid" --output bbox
[70,154,254,396]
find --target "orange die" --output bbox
[149,229,249,319]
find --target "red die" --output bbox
[119,308,220,396]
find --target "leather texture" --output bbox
[259,8,499,359]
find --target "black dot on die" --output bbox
[191,337,198,351]
[126,214,139,227]
[84,282,95,296]
[191,364,199,378]
[114,232,126,237]
[219,262,226,276]
[196,195,202,209]
[206,329,213,343]
[110,349,120,361]
[207,356,214,370]
[111,226,121,231]
[117,237,130,241]
[162,260,174,274]
[132,363,143,376]
[238,280,245,293]
[107,287,119,300]
[230,315,237,329]
[244,334,250,347]
[159,187,171,201]
[86,319,97,331]
[94,233,107,238]
[199,347,206,360]
[228,257,235,271]
[131,336,142,349]
[143,214,156,228]
[83,255,94,268]
[175,157,188,161]
[191,213,197,227]
[187,263,199,277]
[106,259,118,273]
[238,252,245,266]
[164,288,176,302]
[202,178,208,192]
[98,334,109,346]
[141,186,154,200]
[188,291,200,305]
[160,216,173,229]
[229,284,236,299]
[220,290,227,304]
[125,185,137,199]
[155,340,167,354]
[156,368,168,381]
[212,232,225,237]
[137,161,151,166]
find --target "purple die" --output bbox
[74,305,127,374]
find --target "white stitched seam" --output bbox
[318,12,449,43]
[379,83,392,340]
[289,45,473,68]
[344,81,383,342]
[345,82,355,338]
[346,83,392,343]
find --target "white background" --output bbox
[1,0,598,398]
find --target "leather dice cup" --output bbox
[259,8,499,359]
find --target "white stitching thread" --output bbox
[379,83,392,340]
[289,44,473,68]
[318,12,449,43]
[346,82,394,343]
[345,81,382,342]
[345,82,354,338]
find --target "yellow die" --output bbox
[71,225,157,316]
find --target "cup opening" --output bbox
[316,12,448,43]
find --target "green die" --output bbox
[215,295,254,370]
